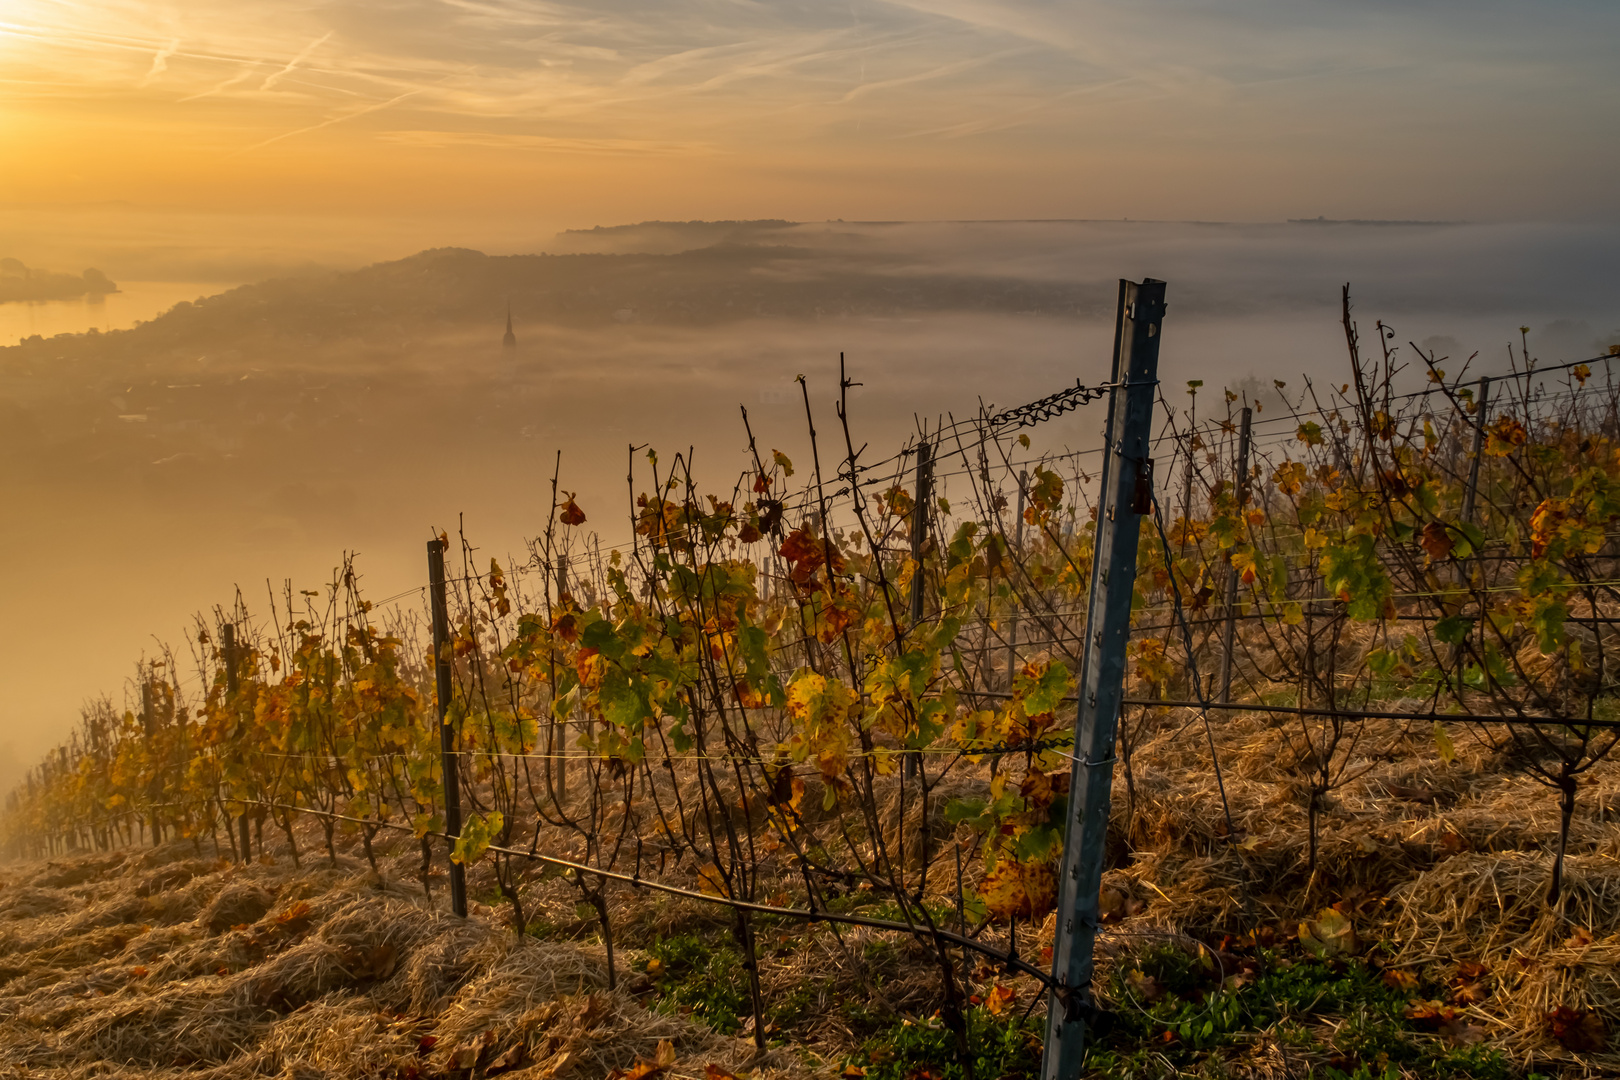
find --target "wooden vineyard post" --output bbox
[1180,432,1195,554]
[908,438,933,628]
[554,557,571,803]
[142,676,161,846]
[1007,470,1026,688]
[428,539,469,918]
[1462,376,1491,526]
[1219,406,1252,704]
[1455,376,1492,662]
[223,622,253,864]
[906,439,933,777]
[1043,278,1165,1080]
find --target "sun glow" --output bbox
[0,1,1611,221]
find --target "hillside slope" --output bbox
[0,838,816,1080]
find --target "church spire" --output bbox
[502,300,516,348]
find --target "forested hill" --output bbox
[3,243,1099,365]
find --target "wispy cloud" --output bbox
[896,80,1129,140]
[834,49,1025,105]
[2,0,1616,220]
[374,129,711,155]
[138,37,180,86]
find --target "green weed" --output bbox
[1086,943,1511,1080]
[854,1006,1043,1080]
[636,932,751,1035]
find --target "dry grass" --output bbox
[1069,704,1620,1077]
[0,840,825,1080]
[6,703,1620,1079]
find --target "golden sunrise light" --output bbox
[2,3,1619,1076]
[3,0,1615,220]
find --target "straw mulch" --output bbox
[7,703,1620,1079]
[0,841,823,1080]
[1065,704,1620,1078]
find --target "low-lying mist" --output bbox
[2,215,1618,791]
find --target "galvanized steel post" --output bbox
[1042,278,1165,1080]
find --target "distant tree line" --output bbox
[0,258,117,303]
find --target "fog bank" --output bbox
[2,217,1617,792]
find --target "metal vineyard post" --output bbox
[1043,278,1166,1080]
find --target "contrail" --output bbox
[233,87,422,154]
[260,31,332,91]
[179,61,260,102]
[140,38,181,86]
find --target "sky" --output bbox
[3,0,1619,225]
